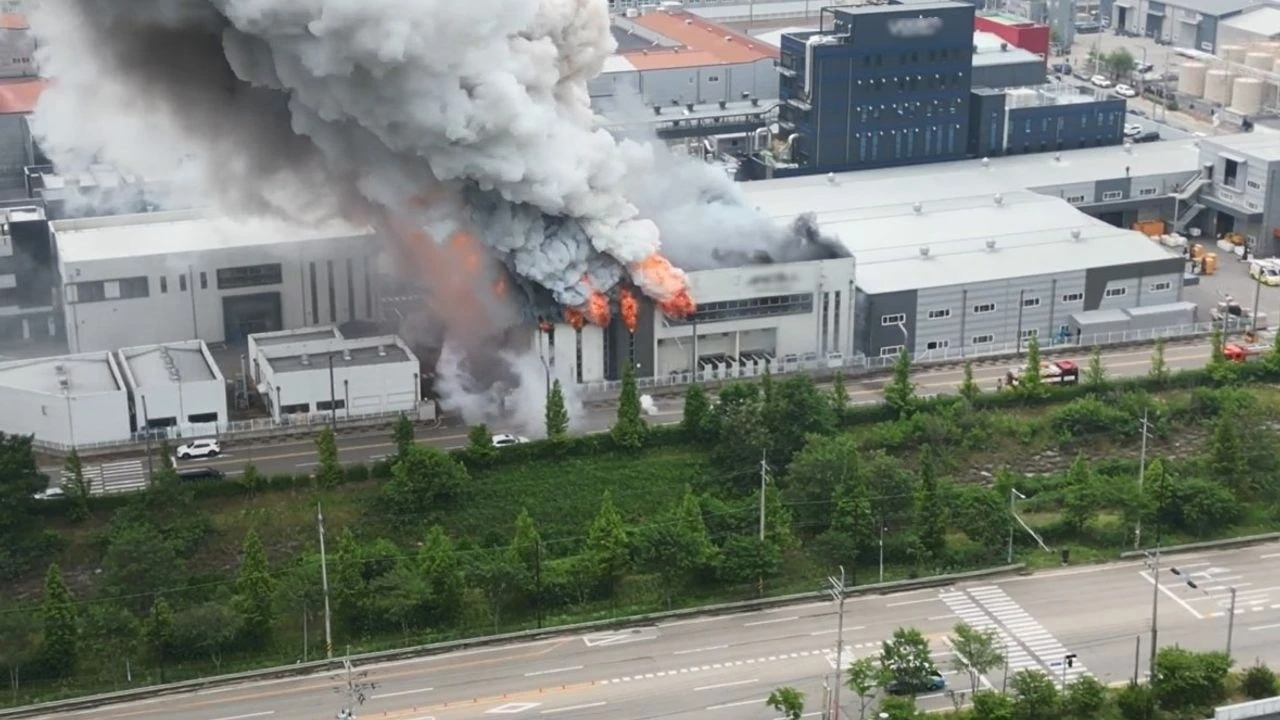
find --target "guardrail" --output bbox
[0,563,1024,718]
[1119,532,1280,559]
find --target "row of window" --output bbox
[850,73,967,95]
[855,98,963,123]
[858,47,969,67]
[666,293,815,326]
[884,326,1076,356]
[67,263,287,304]
[886,284,1172,325]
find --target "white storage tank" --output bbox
[1204,69,1233,104]
[1231,77,1264,115]
[1220,44,1247,63]
[1245,51,1273,69]
[1178,61,1208,96]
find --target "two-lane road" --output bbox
[39,543,1280,720]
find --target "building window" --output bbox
[881,313,906,326]
[1149,280,1172,292]
[879,345,904,357]
[68,276,149,303]
[1104,286,1128,298]
[972,302,996,314]
[199,271,208,290]
[1066,195,1086,204]
[1021,328,1039,338]
[1022,296,1041,308]
[665,293,815,326]
[1247,180,1261,190]
[925,339,949,350]
[971,334,994,344]
[1062,292,1084,303]
[159,276,168,293]
[1246,200,1261,211]
[1101,190,1123,201]
[216,263,283,290]
[1138,187,1158,196]
[926,308,951,320]
[316,399,347,411]
[179,274,187,292]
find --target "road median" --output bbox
[0,564,1024,718]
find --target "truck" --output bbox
[1222,343,1268,363]
[1005,360,1080,387]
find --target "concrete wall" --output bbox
[972,58,1048,89]
[0,358,131,447]
[120,344,229,429]
[257,338,419,421]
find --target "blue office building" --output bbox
[776,1,976,172]
[969,87,1125,157]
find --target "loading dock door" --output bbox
[223,292,283,345]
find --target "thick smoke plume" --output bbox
[28,0,847,431]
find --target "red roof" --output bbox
[623,10,777,70]
[0,79,46,115]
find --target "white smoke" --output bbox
[434,341,585,437]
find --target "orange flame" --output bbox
[629,252,696,319]
[619,287,638,334]
[564,308,586,330]
[581,291,611,327]
[494,277,508,297]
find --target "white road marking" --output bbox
[1140,571,1204,620]
[674,644,729,655]
[929,614,958,621]
[887,598,937,607]
[524,666,583,677]
[1261,553,1280,559]
[541,702,607,714]
[744,616,798,627]
[1250,623,1280,631]
[486,702,543,714]
[372,687,434,699]
[707,698,766,710]
[658,612,753,628]
[810,625,865,635]
[695,679,758,692]
[204,713,275,720]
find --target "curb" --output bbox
[1118,532,1280,559]
[0,564,1024,717]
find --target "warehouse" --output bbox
[1100,0,1258,53]
[0,350,130,448]
[54,209,383,353]
[1176,132,1280,255]
[117,340,227,436]
[249,327,423,422]
[971,31,1048,90]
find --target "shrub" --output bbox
[1240,663,1279,700]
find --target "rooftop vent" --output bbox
[670,98,679,106]
[919,246,931,258]
[718,100,726,110]
[1124,141,1133,154]
[993,193,1004,206]
[750,98,759,107]
[1000,42,1008,51]
[1070,229,1082,241]
[986,239,997,251]
[686,102,694,112]
[981,157,990,168]
[826,172,837,185]
[300,353,310,366]
[741,91,751,99]
[685,18,692,24]
[1054,152,1062,162]
[58,376,70,392]
[377,345,388,357]
[653,105,661,115]
[342,349,352,362]
[912,201,922,214]
[724,35,732,41]
[53,363,65,375]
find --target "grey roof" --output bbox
[1221,6,1280,36]
[1202,132,1280,162]
[611,25,656,53]
[972,49,1043,67]
[0,353,121,395]
[251,327,342,347]
[1159,0,1260,17]
[119,342,219,388]
[822,191,1179,294]
[264,338,412,373]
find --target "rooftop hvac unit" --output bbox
[377,345,388,357]
[986,239,998,251]
[58,377,69,391]
[912,202,923,214]
[919,246,931,258]
[1070,229,1082,241]
[342,349,352,362]
[993,193,1004,206]
[54,363,65,374]
[300,353,310,365]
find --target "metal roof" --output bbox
[251,327,343,347]
[1157,0,1261,17]
[118,341,220,389]
[1202,131,1280,162]
[1221,5,1280,36]
[261,336,414,373]
[0,352,122,395]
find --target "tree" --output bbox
[1062,676,1110,720]
[1085,346,1106,387]
[39,563,77,677]
[958,362,979,403]
[467,548,523,632]
[878,695,925,720]
[416,526,466,626]
[846,656,886,720]
[1240,663,1279,700]
[1017,336,1046,399]
[1009,669,1060,720]
[611,364,646,450]
[1152,646,1232,714]
[170,602,243,671]
[950,622,1003,696]
[584,491,630,600]
[1105,47,1136,78]
[1207,414,1248,495]
[392,413,415,460]
[716,536,781,587]
[682,383,710,440]
[829,466,877,567]
[879,627,936,694]
[544,379,569,440]
[637,487,714,607]
[63,448,89,521]
[912,447,946,565]
[157,439,174,472]
[831,370,851,415]
[1210,328,1225,367]
[883,348,916,417]
[238,461,262,499]
[382,444,468,520]
[766,686,805,720]
[765,375,837,462]
[705,383,770,477]
[1061,454,1099,533]
[510,509,541,580]
[466,424,496,462]
[971,691,1015,720]
[142,597,174,682]
[233,529,275,647]
[314,426,343,488]
[1150,337,1169,384]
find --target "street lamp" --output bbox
[1060,653,1078,688]
[1143,549,1162,678]
[878,523,886,584]
[1170,566,1237,656]
[826,567,848,720]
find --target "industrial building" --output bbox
[0,204,58,345]
[1215,5,1280,47]
[974,12,1052,58]
[972,30,1049,89]
[53,210,383,354]
[1099,0,1259,53]
[0,351,130,447]
[248,327,423,421]
[117,340,228,435]
[1173,132,1280,255]
[969,86,1126,157]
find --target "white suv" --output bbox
[491,433,530,448]
[175,438,221,460]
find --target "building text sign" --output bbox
[887,16,943,38]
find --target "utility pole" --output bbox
[140,395,154,482]
[1227,586,1237,656]
[826,567,847,720]
[1007,488,1027,563]
[1148,548,1160,677]
[317,503,334,660]
[878,522,885,584]
[1134,409,1151,550]
[759,451,769,541]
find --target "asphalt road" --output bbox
[38,544,1280,720]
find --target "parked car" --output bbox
[1133,130,1161,143]
[1050,61,1072,75]
[33,486,65,501]
[175,438,221,460]
[1124,123,1144,137]
[887,670,947,695]
[1136,61,1155,73]
[176,467,226,482]
[1114,83,1137,98]
[1090,74,1113,88]
[491,433,530,448]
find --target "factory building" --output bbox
[0,204,58,345]
[248,326,423,422]
[1099,0,1258,53]
[974,12,1052,58]
[53,210,383,354]
[1174,132,1280,255]
[0,351,131,448]
[971,30,1049,89]
[1214,5,1280,47]
[969,86,1125,157]
[117,340,228,435]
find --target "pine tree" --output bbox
[510,509,542,576]
[157,439,175,472]
[233,529,275,647]
[682,383,710,440]
[314,426,343,488]
[1150,338,1169,383]
[958,362,979,403]
[544,379,570,440]
[143,597,174,682]
[1017,335,1046,398]
[883,348,916,416]
[1210,328,1225,366]
[913,448,947,563]
[63,448,89,522]
[238,461,262,499]
[830,371,850,416]
[1086,345,1107,387]
[611,365,646,450]
[39,563,77,677]
[585,491,630,599]
[392,413,415,460]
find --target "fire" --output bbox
[563,308,586,330]
[629,252,697,319]
[494,277,508,297]
[619,287,638,334]
[450,231,483,272]
[582,290,611,326]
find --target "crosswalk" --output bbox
[940,585,1089,688]
[59,460,148,495]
